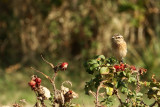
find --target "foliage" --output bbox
[84,55,160,107]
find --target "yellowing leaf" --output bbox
[105,87,113,96]
[100,67,109,75]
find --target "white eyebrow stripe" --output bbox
[116,35,123,38]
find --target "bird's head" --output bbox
[112,34,124,43]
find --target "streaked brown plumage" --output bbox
[111,34,127,62]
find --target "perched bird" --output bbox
[111,34,127,63]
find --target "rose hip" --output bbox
[60,62,68,70]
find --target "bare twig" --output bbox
[95,80,108,107]
[99,92,105,98]
[40,100,46,107]
[136,72,140,93]
[95,84,102,107]
[125,96,129,103]
[52,72,57,96]
[30,67,53,83]
[30,67,58,106]
[41,55,54,69]
[89,90,96,98]
[40,55,58,96]
[31,56,67,107]
[114,89,123,106]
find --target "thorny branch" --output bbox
[136,72,140,93]
[41,55,54,69]
[30,67,53,83]
[52,72,57,101]
[31,56,60,107]
[125,96,129,103]
[89,90,96,98]
[29,56,77,107]
[114,89,123,106]
[41,55,58,98]
[95,84,101,107]
[95,81,107,107]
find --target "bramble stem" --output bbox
[136,72,140,93]
[95,85,100,107]
[30,67,58,106]
[40,55,58,101]
[41,55,55,69]
[52,72,57,99]
[89,90,96,98]
[114,89,123,106]
[40,100,46,107]
[30,67,53,83]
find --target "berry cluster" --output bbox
[113,63,147,76]
[114,63,126,71]
[28,75,51,101]
[114,63,137,72]
[28,56,80,106]
[28,76,41,89]
[130,65,136,70]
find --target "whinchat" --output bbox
[111,34,127,63]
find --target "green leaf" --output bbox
[95,55,105,60]
[157,91,160,96]
[122,71,126,76]
[100,67,109,75]
[106,57,117,64]
[128,76,137,83]
[92,63,99,69]
[152,87,159,91]
[88,59,97,65]
[121,87,128,94]
[137,92,143,97]
[115,81,121,89]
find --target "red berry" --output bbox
[68,90,73,94]
[35,78,41,83]
[60,62,68,70]
[120,64,125,71]
[114,64,126,71]
[120,64,125,67]
[32,85,36,88]
[114,65,121,72]
[139,68,147,75]
[28,80,36,87]
[114,65,120,69]
[120,67,125,71]
[130,66,136,70]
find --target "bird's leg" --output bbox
[120,58,124,64]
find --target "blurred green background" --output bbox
[0,0,160,106]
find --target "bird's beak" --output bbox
[112,36,114,39]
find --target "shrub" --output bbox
[84,55,160,107]
[28,55,79,107]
